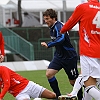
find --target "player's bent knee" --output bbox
[50,92,57,98]
[46,73,50,78]
[41,89,56,99]
[46,73,54,79]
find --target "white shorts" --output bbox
[15,81,46,100]
[80,55,100,82]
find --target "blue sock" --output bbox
[48,76,61,97]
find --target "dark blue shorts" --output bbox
[48,56,79,80]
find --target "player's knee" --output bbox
[84,76,96,87]
[46,73,50,78]
[85,85,95,93]
[41,89,56,99]
[51,92,56,98]
[46,92,56,99]
[46,72,53,79]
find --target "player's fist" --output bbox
[41,42,48,48]
[0,55,4,63]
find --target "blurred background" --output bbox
[0,0,87,62]
[0,0,85,99]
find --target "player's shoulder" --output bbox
[74,2,91,12]
[76,2,89,9]
[55,21,63,28]
[56,21,63,25]
[0,66,9,70]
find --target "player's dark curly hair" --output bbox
[43,9,57,20]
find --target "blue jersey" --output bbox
[47,21,77,59]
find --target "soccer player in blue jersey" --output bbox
[41,9,83,100]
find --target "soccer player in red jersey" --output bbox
[0,31,5,63]
[59,0,100,100]
[0,66,56,100]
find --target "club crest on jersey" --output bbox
[53,29,55,33]
[50,36,56,40]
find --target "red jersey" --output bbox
[60,0,100,58]
[0,31,5,56]
[0,66,29,99]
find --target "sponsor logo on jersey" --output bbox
[89,5,100,9]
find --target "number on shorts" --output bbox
[71,68,76,76]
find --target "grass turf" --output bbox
[4,69,79,100]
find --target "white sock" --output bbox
[70,74,83,96]
[85,85,100,100]
[83,88,92,100]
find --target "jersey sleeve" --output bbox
[0,67,10,99]
[0,32,5,56]
[47,25,65,48]
[60,4,83,33]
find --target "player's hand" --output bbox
[0,55,4,63]
[41,42,48,48]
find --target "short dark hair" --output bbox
[43,9,57,20]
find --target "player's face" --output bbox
[43,16,56,27]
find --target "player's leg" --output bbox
[71,74,92,100]
[41,88,56,99]
[46,69,61,98]
[58,74,93,100]
[21,81,56,99]
[80,56,100,100]
[63,56,83,100]
[16,81,56,100]
[69,74,83,97]
[84,83,100,100]
[83,87,92,100]
[46,58,62,98]
[58,74,83,100]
